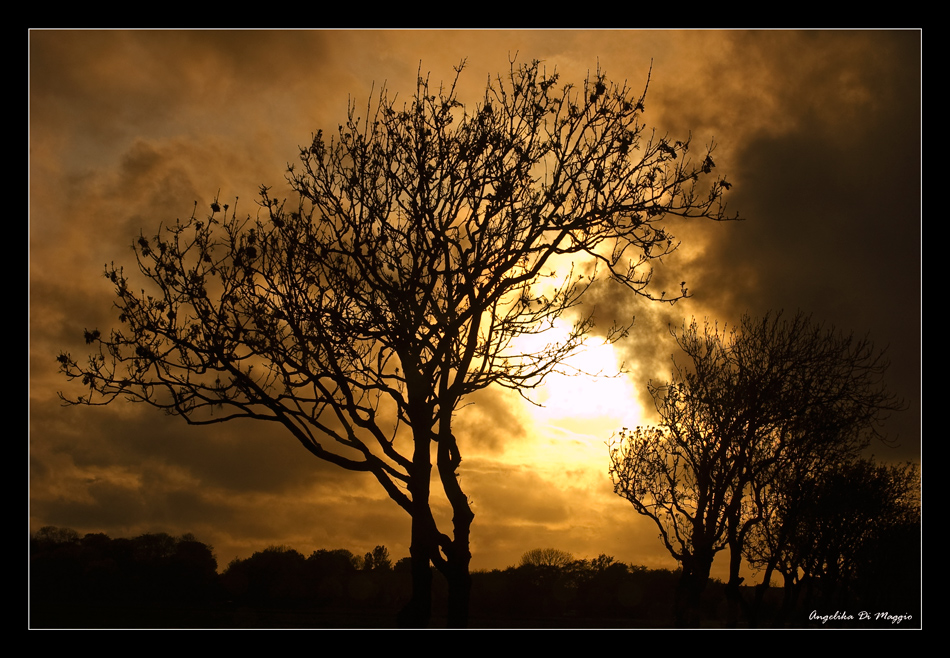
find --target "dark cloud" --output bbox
[451,387,531,453]
[579,30,920,449]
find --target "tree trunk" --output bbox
[725,577,744,627]
[397,531,433,628]
[397,419,435,628]
[674,572,705,627]
[750,560,777,628]
[724,539,746,627]
[674,551,713,627]
[444,551,472,628]
[775,570,799,627]
[437,432,475,628]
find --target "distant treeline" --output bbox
[29,527,918,628]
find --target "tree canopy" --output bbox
[58,59,736,626]
[609,311,906,626]
[519,547,575,568]
[744,456,919,623]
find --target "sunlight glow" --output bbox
[514,318,644,448]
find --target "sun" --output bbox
[513,318,644,443]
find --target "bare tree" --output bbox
[609,311,904,627]
[58,58,735,627]
[519,547,575,569]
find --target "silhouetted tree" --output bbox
[746,458,919,624]
[366,545,392,571]
[58,58,736,627]
[170,537,219,602]
[519,547,575,569]
[308,548,359,573]
[222,545,310,607]
[31,527,85,604]
[133,532,178,561]
[609,311,904,627]
[32,525,80,549]
[31,528,220,617]
[849,486,920,621]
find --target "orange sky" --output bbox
[30,30,921,579]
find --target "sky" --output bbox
[29,30,921,579]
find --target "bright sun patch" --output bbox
[513,318,644,442]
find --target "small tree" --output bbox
[58,59,735,627]
[32,526,81,549]
[519,547,575,569]
[363,545,392,571]
[609,311,903,627]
